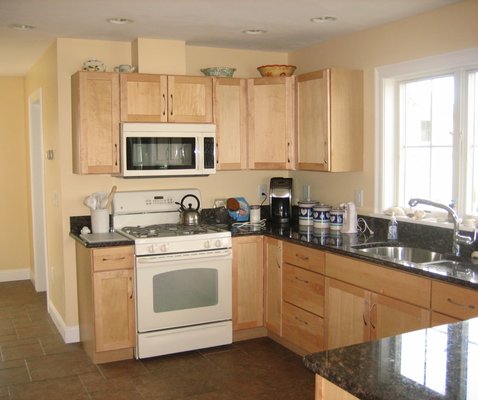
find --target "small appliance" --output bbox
[340,202,358,234]
[269,177,293,224]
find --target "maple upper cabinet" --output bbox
[71,71,120,174]
[296,69,363,172]
[247,77,296,170]
[120,74,213,123]
[213,78,248,170]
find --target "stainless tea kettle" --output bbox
[176,194,201,226]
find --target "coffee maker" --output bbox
[269,177,293,224]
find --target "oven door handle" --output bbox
[136,250,232,264]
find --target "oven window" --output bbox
[152,268,218,312]
[126,137,196,170]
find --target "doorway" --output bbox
[28,89,48,296]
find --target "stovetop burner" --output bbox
[119,223,226,239]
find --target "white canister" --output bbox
[298,201,317,226]
[313,205,331,228]
[91,209,110,233]
[329,208,344,231]
[250,205,261,224]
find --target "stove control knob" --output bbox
[203,241,211,249]
[214,239,222,248]
[159,243,169,253]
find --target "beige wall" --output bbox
[289,0,478,212]
[0,77,31,272]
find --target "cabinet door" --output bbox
[232,236,264,330]
[213,78,248,170]
[120,73,167,122]
[93,269,135,352]
[370,293,430,340]
[247,77,295,170]
[325,278,370,350]
[71,71,120,174]
[296,69,363,172]
[296,70,330,171]
[167,76,213,123]
[265,237,282,335]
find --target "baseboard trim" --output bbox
[48,299,80,344]
[0,268,30,282]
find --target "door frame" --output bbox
[28,88,49,296]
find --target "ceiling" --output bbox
[0,0,460,76]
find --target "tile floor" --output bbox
[0,280,315,399]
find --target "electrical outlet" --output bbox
[354,189,364,207]
[259,183,268,198]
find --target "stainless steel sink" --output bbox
[422,260,477,282]
[355,246,445,264]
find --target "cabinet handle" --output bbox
[370,303,376,329]
[296,253,309,261]
[276,260,281,269]
[295,316,309,326]
[128,276,133,299]
[162,94,166,116]
[102,256,126,262]
[170,94,174,116]
[216,143,219,164]
[324,159,328,165]
[447,297,476,310]
[114,144,118,166]
[287,142,291,163]
[294,276,309,284]
[363,313,367,326]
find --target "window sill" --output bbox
[365,212,477,233]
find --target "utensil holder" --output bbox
[91,209,109,233]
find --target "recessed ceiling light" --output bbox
[106,17,134,25]
[242,29,267,35]
[9,23,36,31]
[310,16,337,23]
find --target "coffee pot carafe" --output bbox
[269,177,293,224]
[340,202,358,234]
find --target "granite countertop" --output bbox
[304,317,478,400]
[70,214,478,288]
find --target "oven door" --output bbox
[135,250,232,333]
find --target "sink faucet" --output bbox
[408,198,474,256]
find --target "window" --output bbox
[377,48,478,219]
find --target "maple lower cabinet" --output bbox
[296,69,363,172]
[75,243,135,363]
[264,237,283,336]
[325,253,430,350]
[71,71,120,174]
[232,236,264,331]
[282,242,325,354]
[120,74,213,123]
[431,280,478,326]
[247,77,296,170]
[213,77,248,170]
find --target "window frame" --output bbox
[375,47,478,219]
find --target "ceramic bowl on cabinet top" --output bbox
[82,59,105,72]
[200,67,236,77]
[257,64,296,77]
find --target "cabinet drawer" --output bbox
[282,302,324,354]
[431,280,478,320]
[325,253,430,308]
[283,242,325,274]
[283,263,324,316]
[92,246,134,272]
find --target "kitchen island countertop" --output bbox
[304,317,478,400]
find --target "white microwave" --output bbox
[119,123,216,177]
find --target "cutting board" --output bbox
[80,232,130,244]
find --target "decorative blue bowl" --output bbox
[200,67,236,77]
